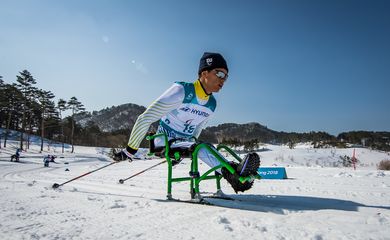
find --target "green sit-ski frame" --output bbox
[146,133,259,200]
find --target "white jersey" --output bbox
[128,80,216,150]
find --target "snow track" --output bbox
[1,144,390,239]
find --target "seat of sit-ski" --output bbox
[147,133,195,160]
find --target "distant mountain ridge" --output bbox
[73,103,281,140]
[200,122,280,143]
[74,103,146,132]
[74,103,278,135]
[73,103,390,151]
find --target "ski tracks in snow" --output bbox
[1,155,390,239]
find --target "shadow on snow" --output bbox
[204,194,390,213]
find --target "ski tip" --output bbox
[52,183,60,189]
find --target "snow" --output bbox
[1,140,389,239]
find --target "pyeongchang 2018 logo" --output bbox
[179,107,209,117]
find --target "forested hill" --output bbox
[2,71,388,150]
[74,103,146,132]
[199,122,335,144]
[73,104,390,151]
[73,104,333,145]
[73,104,285,142]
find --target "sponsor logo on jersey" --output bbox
[179,107,191,112]
[190,109,209,117]
[179,107,210,117]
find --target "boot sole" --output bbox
[238,153,260,176]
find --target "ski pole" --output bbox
[52,161,119,189]
[118,160,166,184]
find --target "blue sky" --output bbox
[1,0,389,135]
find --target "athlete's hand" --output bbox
[113,148,135,162]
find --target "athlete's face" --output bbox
[200,68,228,94]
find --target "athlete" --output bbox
[114,52,260,192]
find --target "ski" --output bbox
[155,195,240,206]
[165,198,214,205]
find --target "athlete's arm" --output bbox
[127,83,184,152]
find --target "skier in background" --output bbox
[10,148,21,162]
[114,52,260,193]
[43,155,50,167]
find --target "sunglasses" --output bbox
[213,69,228,80]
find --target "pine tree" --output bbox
[15,70,37,150]
[67,97,85,153]
[1,82,23,148]
[57,98,68,153]
[37,89,56,152]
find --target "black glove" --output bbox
[113,147,135,162]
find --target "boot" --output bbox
[221,152,260,193]
[236,152,260,176]
[222,164,254,193]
